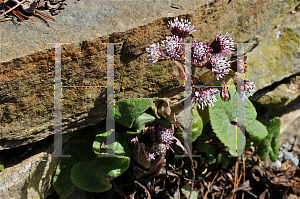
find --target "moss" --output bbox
[280,0,297,15]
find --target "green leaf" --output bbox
[53,139,96,198]
[0,159,4,171]
[115,98,153,128]
[245,120,268,146]
[175,105,203,142]
[209,87,257,151]
[93,130,131,156]
[217,153,230,168]
[132,113,156,133]
[229,148,244,156]
[194,134,210,151]
[181,185,198,199]
[268,118,281,161]
[70,131,131,193]
[197,105,210,126]
[70,156,130,193]
[257,117,281,162]
[205,144,216,164]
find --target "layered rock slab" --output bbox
[0,0,296,149]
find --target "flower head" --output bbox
[191,39,213,65]
[155,144,169,156]
[161,36,183,60]
[192,88,219,110]
[145,151,156,161]
[146,42,166,64]
[233,76,256,98]
[210,31,235,54]
[134,125,174,161]
[157,126,174,145]
[168,17,197,39]
[207,54,231,80]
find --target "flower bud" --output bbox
[221,80,230,101]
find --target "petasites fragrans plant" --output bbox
[52,18,280,198]
[146,17,279,158]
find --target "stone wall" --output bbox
[1,0,298,150]
[1,0,300,196]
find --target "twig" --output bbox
[236,172,243,187]
[204,171,219,198]
[242,157,245,199]
[14,9,34,21]
[135,180,151,199]
[35,11,55,21]
[20,143,36,157]
[0,0,27,18]
[184,143,195,199]
[231,158,239,199]
[0,17,12,22]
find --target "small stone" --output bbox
[284,142,292,151]
[281,147,288,153]
[282,143,287,148]
[291,157,299,166]
[289,138,295,144]
[291,10,296,14]
[275,160,281,169]
[284,152,294,160]
[211,185,218,190]
[277,151,283,159]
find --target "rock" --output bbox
[284,152,294,160]
[1,0,297,150]
[291,157,299,166]
[286,142,292,151]
[275,159,281,169]
[0,152,58,198]
[0,0,215,63]
[247,11,300,94]
[277,151,284,159]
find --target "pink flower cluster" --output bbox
[192,88,219,110]
[168,17,197,39]
[131,126,174,161]
[146,17,256,109]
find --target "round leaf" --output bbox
[115,98,153,128]
[209,87,249,151]
[53,139,96,198]
[245,120,268,146]
[70,157,130,193]
[175,105,203,142]
[93,130,131,156]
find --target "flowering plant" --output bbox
[146,17,278,160]
[52,17,281,199]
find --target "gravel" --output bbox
[291,157,299,166]
[275,160,281,169]
[284,152,294,160]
